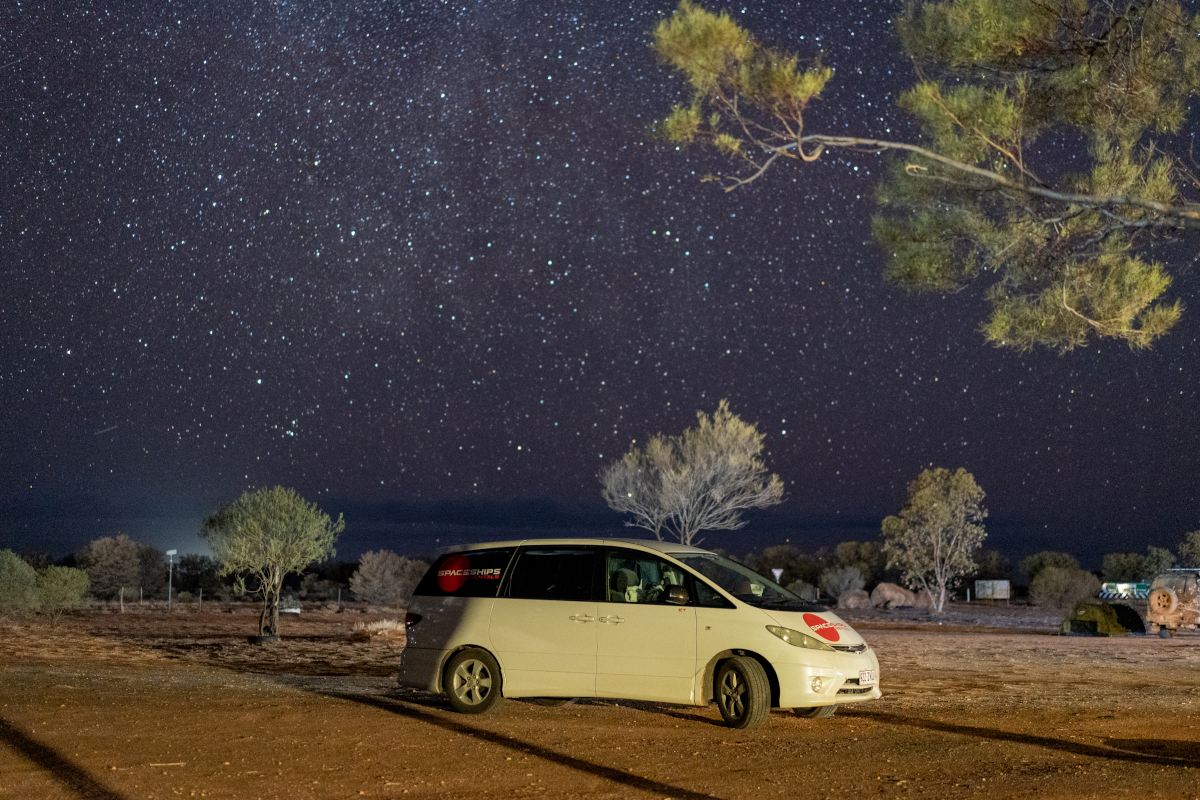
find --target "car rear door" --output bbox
[488,546,599,697]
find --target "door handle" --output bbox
[569,613,594,623]
[600,615,625,624]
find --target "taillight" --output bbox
[405,612,422,628]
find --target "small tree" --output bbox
[0,549,39,614]
[201,486,344,638]
[1101,552,1148,583]
[36,567,89,619]
[175,554,225,597]
[972,548,1012,581]
[881,467,987,613]
[79,533,141,603]
[1178,531,1200,566]
[350,550,428,607]
[1018,551,1080,585]
[600,399,784,545]
[1143,545,1176,578]
[1030,566,1100,610]
[819,566,865,601]
[136,544,166,599]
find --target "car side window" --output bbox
[412,549,513,598]
[604,551,692,605]
[507,548,596,602]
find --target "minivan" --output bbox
[400,538,881,728]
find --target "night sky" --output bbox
[3,1,1198,563]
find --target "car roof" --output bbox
[439,537,714,557]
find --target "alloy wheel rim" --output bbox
[720,670,746,719]
[453,659,493,705]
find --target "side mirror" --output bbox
[665,585,690,605]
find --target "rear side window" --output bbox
[506,548,596,602]
[414,549,514,597]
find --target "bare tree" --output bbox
[350,550,428,607]
[881,467,987,613]
[601,400,784,545]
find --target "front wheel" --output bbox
[715,656,771,729]
[443,648,503,714]
[794,705,837,719]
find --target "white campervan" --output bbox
[400,538,881,728]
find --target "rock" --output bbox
[838,589,872,609]
[871,582,916,609]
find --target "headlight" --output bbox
[766,625,834,651]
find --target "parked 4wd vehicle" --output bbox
[399,538,881,728]
[1147,568,1200,638]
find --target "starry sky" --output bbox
[3,1,1198,562]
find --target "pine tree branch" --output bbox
[743,134,1200,229]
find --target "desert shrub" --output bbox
[786,579,818,602]
[833,541,886,584]
[35,566,89,618]
[78,534,142,600]
[1029,566,1100,610]
[1101,552,1146,582]
[973,548,1011,581]
[175,591,194,603]
[1178,531,1200,566]
[1019,551,1080,584]
[743,544,821,587]
[299,573,342,601]
[350,551,428,607]
[818,566,865,600]
[0,549,39,613]
[352,618,405,634]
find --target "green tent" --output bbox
[1061,601,1146,636]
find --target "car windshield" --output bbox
[676,553,825,611]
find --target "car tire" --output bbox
[794,704,837,718]
[1159,627,1174,639]
[714,656,771,729]
[443,648,503,714]
[1149,587,1178,614]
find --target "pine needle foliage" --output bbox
[653,0,1200,351]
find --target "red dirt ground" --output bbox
[0,605,1197,799]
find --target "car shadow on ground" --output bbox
[313,687,726,800]
[0,716,127,800]
[851,709,1195,768]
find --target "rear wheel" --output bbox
[714,656,771,729]
[794,704,837,719]
[443,648,503,714]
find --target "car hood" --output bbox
[761,607,866,647]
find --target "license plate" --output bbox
[858,670,877,686]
